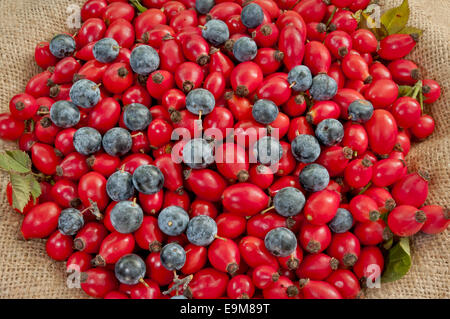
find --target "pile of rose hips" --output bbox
[0,0,448,299]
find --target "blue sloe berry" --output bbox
[186,88,216,115]
[69,79,101,109]
[186,215,218,247]
[309,74,338,101]
[328,208,354,234]
[195,0,215,14]
[58,208,84,236]
[202,19,230,46]
[287,65,313,92]
[273,187,305,217]
[158,206,190,236]
[102,127,132,157]
[123,103,152,131]
[252,99,279,124]
[315,118,344,146]
[93,38,120,63]
[115,254,146,285]
[241,3,264,29]
[253,136,283,166]
[110,200,144,234]
[106,170,135,202]
[348,99,374,123]
[233,37,258,62]
[130,45,160,76]
[264,227,297,257]
[132,165,164,195]
[50,100,80,128]
[49,34,76,58]
[182,138,215,169]
[299,163,330,192]
[291,134,321,163]
[160,243,186,271]
[73,127,102,155]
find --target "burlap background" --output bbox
[0,0,448,299]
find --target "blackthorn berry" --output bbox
[273,187,305,217]
[186,215,218,246]
[253,136,283,165]
[241,3,264,29]
[58,208,84,236]
[264,227,297,257]
[328,208,353,234]
[252,99,279,124]
[158,206,190,236]
[123,103,152,131]
[299,163,330,192]
[49,34,76,58]
[348,99,374,123]
[73,127,102,155]
[186,88,216,115]
[182,138,215,169]
[291,134,321,163]
[130,45,160,76]
[160,243,186,271]
[132,165,164,195]
[69,79,101,109]
[202,19,230,46]
[102,127,132,157]
[106,170,135,202]
[287,65,313,92]
[115,254,146,285]
[50,100,80,128]
[315,118,344,146]
[110,200,144,234]
[309,74,338,101]
[93,38,120,63]
[233,37,258,62]
[196,0,215,14]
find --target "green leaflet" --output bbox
[1,150,41,210]
[381,237,412,283]
[381,0,410,35]
[0,150,32,173]
[397,26,424,36]
[10,173,34,212]
[30,177,42,204]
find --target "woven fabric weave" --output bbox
[0,0,448,299]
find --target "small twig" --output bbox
[162,273,193,296]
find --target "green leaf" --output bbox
[381,237,412,283]
[0,150,32,173]
[30,176,42,204]
[397,26,424,36]
[9,173,33,212]
[398,85,413,97]
[381,0,410,35]
[358,11,388,40]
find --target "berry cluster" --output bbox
[0,0,448,300]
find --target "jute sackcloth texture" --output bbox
[0,0,448,299]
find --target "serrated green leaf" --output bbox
[397,26,424,36]
[10,173,33,212]
[398,85,413,97]
[0,151,32,173]
[5,150,31,170]
[30,177,42,204]
[381,237,412,283]
[381,0,410,35]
